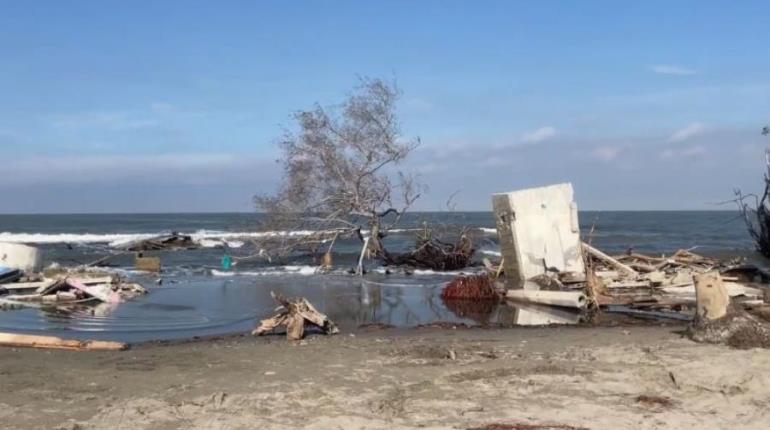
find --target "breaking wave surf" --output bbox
[0,229,318,246]
[0,226,497,246]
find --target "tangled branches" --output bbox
[735,149,770,258]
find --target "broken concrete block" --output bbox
[492,183,584,283]
[0,243,42,273]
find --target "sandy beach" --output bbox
[1,324,768,430]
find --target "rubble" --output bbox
[0,271,147,310]
[489,183,770,342]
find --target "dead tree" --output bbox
[736,148,770,258]
[254,77,421,260]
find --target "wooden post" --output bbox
[694,271,729,320]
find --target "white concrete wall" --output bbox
[492,183,584,285]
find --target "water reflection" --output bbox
[0,273,583,342]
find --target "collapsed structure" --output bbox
[0,242,148,310]
[486,182,770,344]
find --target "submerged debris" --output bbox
[0,271,148,310]
[119,233,199,251]
[252,292,339,340]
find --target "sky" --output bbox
[1,0,769,213]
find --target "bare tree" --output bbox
[735,128,770,258]
[254,77,421,260]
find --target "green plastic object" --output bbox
[221,255,232,270]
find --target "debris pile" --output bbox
[441,274,498,300]
[118,232,199,251]
[385,227,475,271]
[252,292,339,340]
[0,272,148,309]
[488,183,770,343]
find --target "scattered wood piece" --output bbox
[252,292,339,340]
[1,279,55,292]
[66,279,121,304]
[582,242,637,277]
[0,333,127,351]
[606,280,651,289]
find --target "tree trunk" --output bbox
[368,217,386,258]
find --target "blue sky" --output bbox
[2,0,769,213]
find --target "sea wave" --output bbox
[0,229,319,246]
[211,265,319,277]
[0,226,497,246]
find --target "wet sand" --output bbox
[1,324,768,429]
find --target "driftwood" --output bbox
[252,292,339,340]
[0,333,127,351]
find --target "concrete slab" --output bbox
[492,183,584,284]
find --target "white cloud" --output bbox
[650,65,698,76]
[520,126,557,144]
[667,122,706,143]
[591,146,623,162]
[659,145,707,159]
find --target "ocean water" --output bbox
[0,211,761,342]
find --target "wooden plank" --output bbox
[66,279,120,303]
[0,333,127,351]
[582,242,637,276]
[2,280,53,291]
